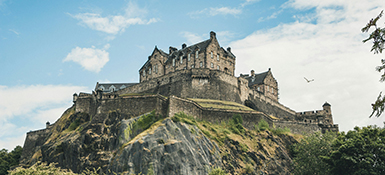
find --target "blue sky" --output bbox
[1,0,385,150]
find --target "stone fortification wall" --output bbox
[20,127,52,165]
[96,94,168,117]
[75,93,97,115]
[168,96,274,129]
[246,91,296,121]
[274,121,322,134]
[118,68,246,104]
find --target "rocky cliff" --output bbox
[21,105,298,174]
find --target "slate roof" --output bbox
[95,83,137,93]
[165,39,212,64]
[245,70,269,87]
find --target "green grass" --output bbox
[188,98,254,111]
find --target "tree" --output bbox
[0,146,23,175]
[291,131,337,175]
[362,10,385,117]
[323,126,385,175]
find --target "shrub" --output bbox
[208,167,226,175]
[258,119,269,131]
[271,127,291,135]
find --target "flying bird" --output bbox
[304,77,314,83]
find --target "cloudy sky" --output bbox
[1,0,385,150]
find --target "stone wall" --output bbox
[168,96,275,130]
[20,127,52,165]
[274,121,322,134]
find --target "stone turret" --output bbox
[73,93,78,103]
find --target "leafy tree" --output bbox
[0,146,23,175]
[323,126,385,175]
[362,10,385,117]
[291,131,337,175]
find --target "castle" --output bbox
[21,31,338,164]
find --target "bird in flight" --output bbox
[304,77,314,83]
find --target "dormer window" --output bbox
[196,50,199,58]
[188,53,191,61]
[211,51,213,58]
[217,54,219,61]
[180,56,183,64]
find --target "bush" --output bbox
[208,167,226,175]
[229,114,245,134]
[271,127,291,135]
[257,119,269,131]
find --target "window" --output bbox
[188,53,191,61]
[257,87,260,91]
[211,63,214,68]
[217,54,219,61]
[267,86,269,92]
[230,62,232,66]
[272,88,274,93]
[211,51,213,58]
[199,61,203,68]
[191,64,195,68]
[155,65,158,74]
[196,50,199,58]
[217,65,220,70]
[184,67,187,70]
[149,68,152,75]
[143,71,146,77]
[180,56,183,64]
[173,59,175,67]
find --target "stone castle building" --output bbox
[22,32,338,164]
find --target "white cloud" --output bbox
[63,45,110,73]
[241,0,261,7]
[9,29,19,35]
[231,0,385,132]
[180,32,204,45]
[70,2,158,35]
[0,84,88,150]
[189,7,242,17]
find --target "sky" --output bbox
[1,0,385,150]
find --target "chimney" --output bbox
[251,70,255,76]
[227,47,231,52]
[46,121,50,128]
[169,46,177,54]
[182,43,187,49]
[210,31,216,39]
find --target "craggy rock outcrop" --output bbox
[22,107,221,174]
[108,119,221,174]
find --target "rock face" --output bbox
[21,105,299,174]
[109,118,221,175]
[22,107,221,174]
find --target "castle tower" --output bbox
[322,102,333,124]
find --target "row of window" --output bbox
[256,86,275,94]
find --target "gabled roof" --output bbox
[165,39,212,64]
[95,82,137,92]
[245,69,271,87]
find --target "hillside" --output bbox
[20,105,299,174]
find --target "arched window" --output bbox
[188,53,191,61]
[199,61,203,68]
[149,68,152,75]
[217,65,220,70]
[180,56,183,64]
[196,50,199,58]
[172,59,175,67]
[211,51,213,58]
[211,63,214,68]
[217,54,219,61]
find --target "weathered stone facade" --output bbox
[139,31,236,83]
